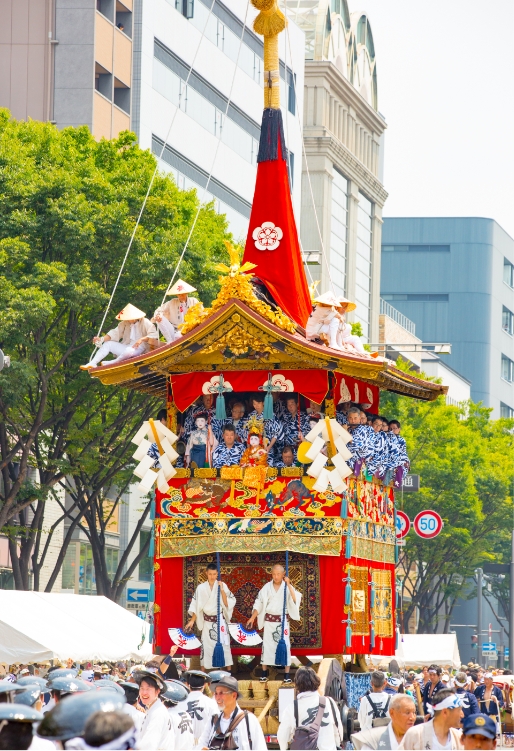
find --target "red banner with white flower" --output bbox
[334,373,380,412]
[169,370,329,412]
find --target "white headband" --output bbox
[454,678,469,687]
[387,676,404,687]
[427,694,464,716]
[484,672,493,679]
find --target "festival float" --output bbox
[88,0,447,737]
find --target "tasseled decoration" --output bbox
[341,495,348,519]
[396,588,400,609]
[395,542,399,564]
[370,579,376,609]
[212,375,228,420]
[149,580,155,602]
[212,552,225,668]
[275,550,289,666]
[263,391,274,419]
[370,621,375,649]
[257,109,287,163]
[346,624,353,648]
[148,533,155,559]
[345,533,352,559]
[395,628,400,650]
[343,574,353,606]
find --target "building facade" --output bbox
[131,0,305,240]
[381,217,514,417]
[0,0,133,139]
[289,0,387,342]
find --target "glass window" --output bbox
[139,531,153,582]
[503,306,514,335]
[504,258,514,287]
[502,354,514,382]
[329,168,348,298]
[62,544,76,590]
[500,402,514,419]
[381,244,449,252]
[355,191,374,340]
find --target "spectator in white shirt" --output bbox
[358,671,391,731]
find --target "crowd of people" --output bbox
[149,394,409,485]
[0,658,507,750]
[354,664,509,750]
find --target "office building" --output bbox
[381,217,514,417]
[132,0,305,240]
[288,0,387,342]
[0,0,133,139]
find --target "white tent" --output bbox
[369,633,462,670]
[0,590,153,664]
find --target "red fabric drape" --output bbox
[334,373,380,412]
[170,370,329,412]
[243,139,311,328]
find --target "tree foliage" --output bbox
[0,112,230,595]
[381,368,514,634]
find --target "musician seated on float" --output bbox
[212,401,246,443]
[212,425,245,469]
[282,396,309,458]
[274,445,301,469]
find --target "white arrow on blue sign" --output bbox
[482,642,496,651]
[127,588,150,602]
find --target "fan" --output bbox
[228,624,263,646]
[168,628,202,650]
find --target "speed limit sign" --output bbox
[395,510,410,539]
[413,510,443,539]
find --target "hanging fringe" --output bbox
[215,395,227,420]
[345,534,352,559]
[345,581,352,606]
[370,623,375,649]
[346,624,353,648]
[370,580,375,609]
[275,550,289,666]
[212,552,225,668]
[341,496,348,519]
[396,588,400,609]
[257,109,286,163]
[263,391,274,419]
[395,628,399,650]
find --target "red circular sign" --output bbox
[413,510,443,539]
[395,510,410,539]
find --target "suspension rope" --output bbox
[90,0,219,359]
[283,1,337,296]
[160,0,251,305]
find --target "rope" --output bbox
[282,1,336,295]
[160,0,251,305]
[89,0,219,360]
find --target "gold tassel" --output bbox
[254,8,285,37]
[250,0,275,10]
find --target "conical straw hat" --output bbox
[336,296,357,312]
[116,303,146,321]
[313,291,340,307]
[166,279,197,296]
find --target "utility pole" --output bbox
[510,531,514,672]
[477,568,483,667]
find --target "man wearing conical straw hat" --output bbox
[152,279,200,343]
[80,304,157,369]
[305,291,345,351]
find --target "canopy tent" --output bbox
[369,633,462,669]
[0,591,153,664]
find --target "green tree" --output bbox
[381,376,514,633]
[0,112,229,595]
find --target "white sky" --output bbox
[360,0,514,238]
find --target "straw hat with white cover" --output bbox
[166,279,197,296]
[115,304,146,321]
[313,291,340,307]
[336,296,357,312]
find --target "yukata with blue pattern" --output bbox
[346,424,373,473]
[387,432,410,486]
[211,442,245,469]
[366,429,390,478]
[211,417,246,443]
[281,410,310,453]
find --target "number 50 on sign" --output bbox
[413,510,443,539]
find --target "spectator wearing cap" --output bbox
[161,679,194,750]
[175,670,217,746]
[119,681,144,734]
[461,713,497,750]
[198,675,267,750]
[398,689,464,750]
[474,673,503,722]
[422,665,445,716]
[0,703,43,751]
[454,672,479,719]
[352,693,417,750]
[134,670,174,750]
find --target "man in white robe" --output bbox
[175,670,218,747]
[153,279,200,342]
[247,563,302,684]
[135,670,175,750]
[185,562,236,670]
[81,303,158,369]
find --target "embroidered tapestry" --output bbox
[372,569,393,637]
[184,552,322,648]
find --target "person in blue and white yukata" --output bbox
[387,420,410,487]
[281,396,310,461]
[345,406,374,476]
[212,401,246,443]
[366,416,390,480]
[212,424,245,469]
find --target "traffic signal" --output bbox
[471,634,478,649]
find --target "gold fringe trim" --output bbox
[254,8,285,37]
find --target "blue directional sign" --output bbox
[506,648,510,657]
[482,642,496,651]
[127,588,150,603]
